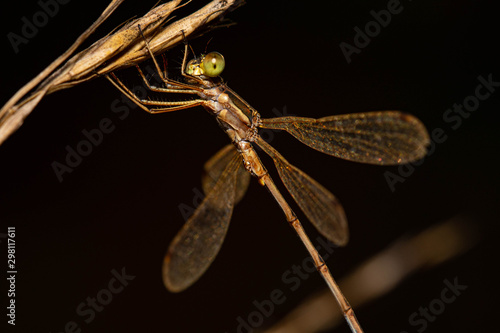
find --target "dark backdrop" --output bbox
[1,0,498,332]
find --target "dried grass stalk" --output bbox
[0,0,244,146]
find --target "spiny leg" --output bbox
[135,65,199,94]
[138,25,203,92]
[144,102,205,114]
[161,54,168,79]
[105,73,205,114]
[179,30,205,85]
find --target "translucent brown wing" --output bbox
[256,137,349,246]
[202,144,250,205]
[260,111,430,165]
[163,153,241,292]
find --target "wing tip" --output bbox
[323,223,350,247]
[162,252,188,293]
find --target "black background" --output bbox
[1,0,498,332]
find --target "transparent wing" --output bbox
[163,153,241,292]
[202,144,250,205]
[260,111,430,165]
[257,137,349,246]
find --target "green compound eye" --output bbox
[201,52,225,77]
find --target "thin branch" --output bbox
[0,0,244,146]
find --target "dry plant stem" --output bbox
[0,0,243,146]
[256,137,363,333]
[0,0,125,143]
[98,0,242,74]
[68,1,182,80]
[42,0,182,89]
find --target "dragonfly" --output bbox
[106,36,429,333]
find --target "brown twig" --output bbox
[0,0,244,146]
